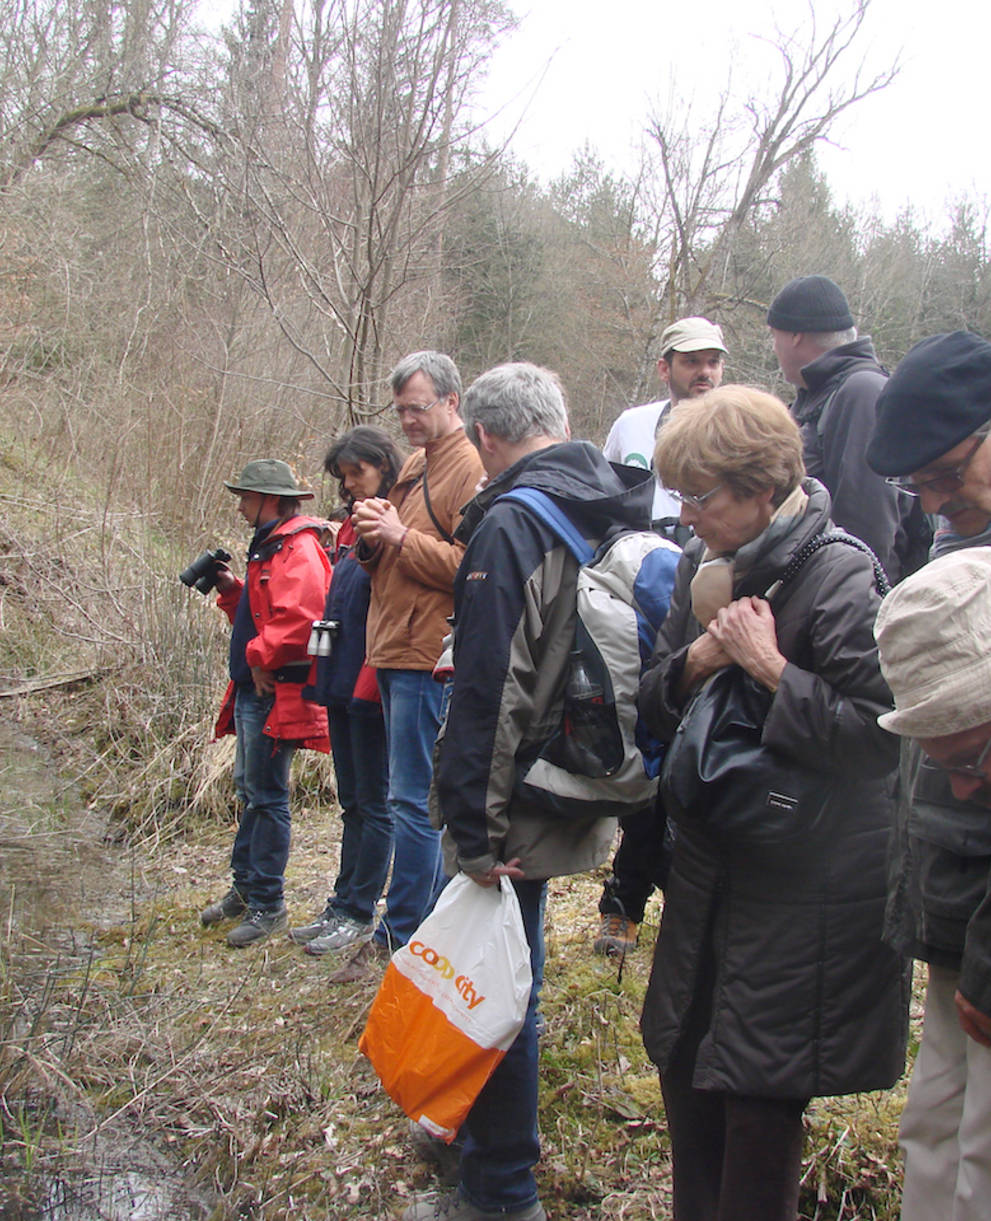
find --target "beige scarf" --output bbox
[689,484,809,627]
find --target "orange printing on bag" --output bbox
[407,939,486,1009]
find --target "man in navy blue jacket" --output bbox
[402,363,668,1221]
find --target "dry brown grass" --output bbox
[0,422,913,1220]
[0,783,916,1219]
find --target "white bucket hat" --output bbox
[874,547,991,737]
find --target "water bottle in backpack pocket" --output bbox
[500,488,681,818]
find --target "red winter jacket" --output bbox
[213,515,332,751]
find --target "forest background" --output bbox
[3,0,988,539]
[0,0,980,1216]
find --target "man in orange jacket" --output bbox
[343,352,484,981]
[199,459,332,947]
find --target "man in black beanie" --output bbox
[768,274,929,582]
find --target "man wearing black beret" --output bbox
[867,329,991,1220]
[868,331,991,546]
[768,274,930,582]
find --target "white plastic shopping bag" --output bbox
[359,872,532,1141]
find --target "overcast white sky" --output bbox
[472,0,987,228]
[195,0,987,228]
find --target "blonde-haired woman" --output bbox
[640,385,908,1220]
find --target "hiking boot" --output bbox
[593,913,638,956]
[227,903,289,947]
[329,938,390,983]
[304,916,374,956]
[288,904,338,945]
[408,1119,463,1185]
[401,1190,546,1220]
[200,886,247,927]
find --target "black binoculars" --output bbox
[179,548,232,595]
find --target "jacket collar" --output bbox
[456,441,653,544]
[799,336,883,396]
[732,479,833,597]
[400,425,471,481]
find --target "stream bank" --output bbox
[0,722,213,1221]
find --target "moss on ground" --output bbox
[1,804,916,1218]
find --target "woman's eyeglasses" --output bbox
[670,485,723,511]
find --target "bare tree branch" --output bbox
[646,0,899,317]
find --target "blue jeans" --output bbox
[460,877,546,1212]
[327,705,393,924]
[230,685,297,909]
[375,669,445,948]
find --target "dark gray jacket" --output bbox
[639,480,909,1098]
[886,742,991,1016]
[792,338,928,583]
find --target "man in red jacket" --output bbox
[199,459,332,947]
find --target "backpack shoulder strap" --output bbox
[500,487,595,566]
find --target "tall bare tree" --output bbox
[194,0,514,423]
[646,0,897,326]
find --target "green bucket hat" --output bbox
[224,458,314,499]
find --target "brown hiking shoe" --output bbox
[200,885,247,927]
[329,938,390,984]
[593,913,638,956]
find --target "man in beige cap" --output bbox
[594,317,725,957]
[874,548,991,1220]
[603,316,726,540]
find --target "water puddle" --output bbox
[2,1145,213,1221]
[0,723,213,1221]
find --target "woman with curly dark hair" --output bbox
[290,426,406,960]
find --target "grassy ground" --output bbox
[0,430,914,1219]
[0,758,916,1220]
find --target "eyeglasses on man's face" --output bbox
[886,427,991,498]
[670,484,724,511]
[393,396,441,418]
[924,735,991,780]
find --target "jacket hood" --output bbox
[457,440,653,544]
[247,513,328,560]
[268,513,329,540]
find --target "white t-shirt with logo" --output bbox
[602,399,681,521]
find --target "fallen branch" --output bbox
[0,669,111,697]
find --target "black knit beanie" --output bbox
[766,276,854,332]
